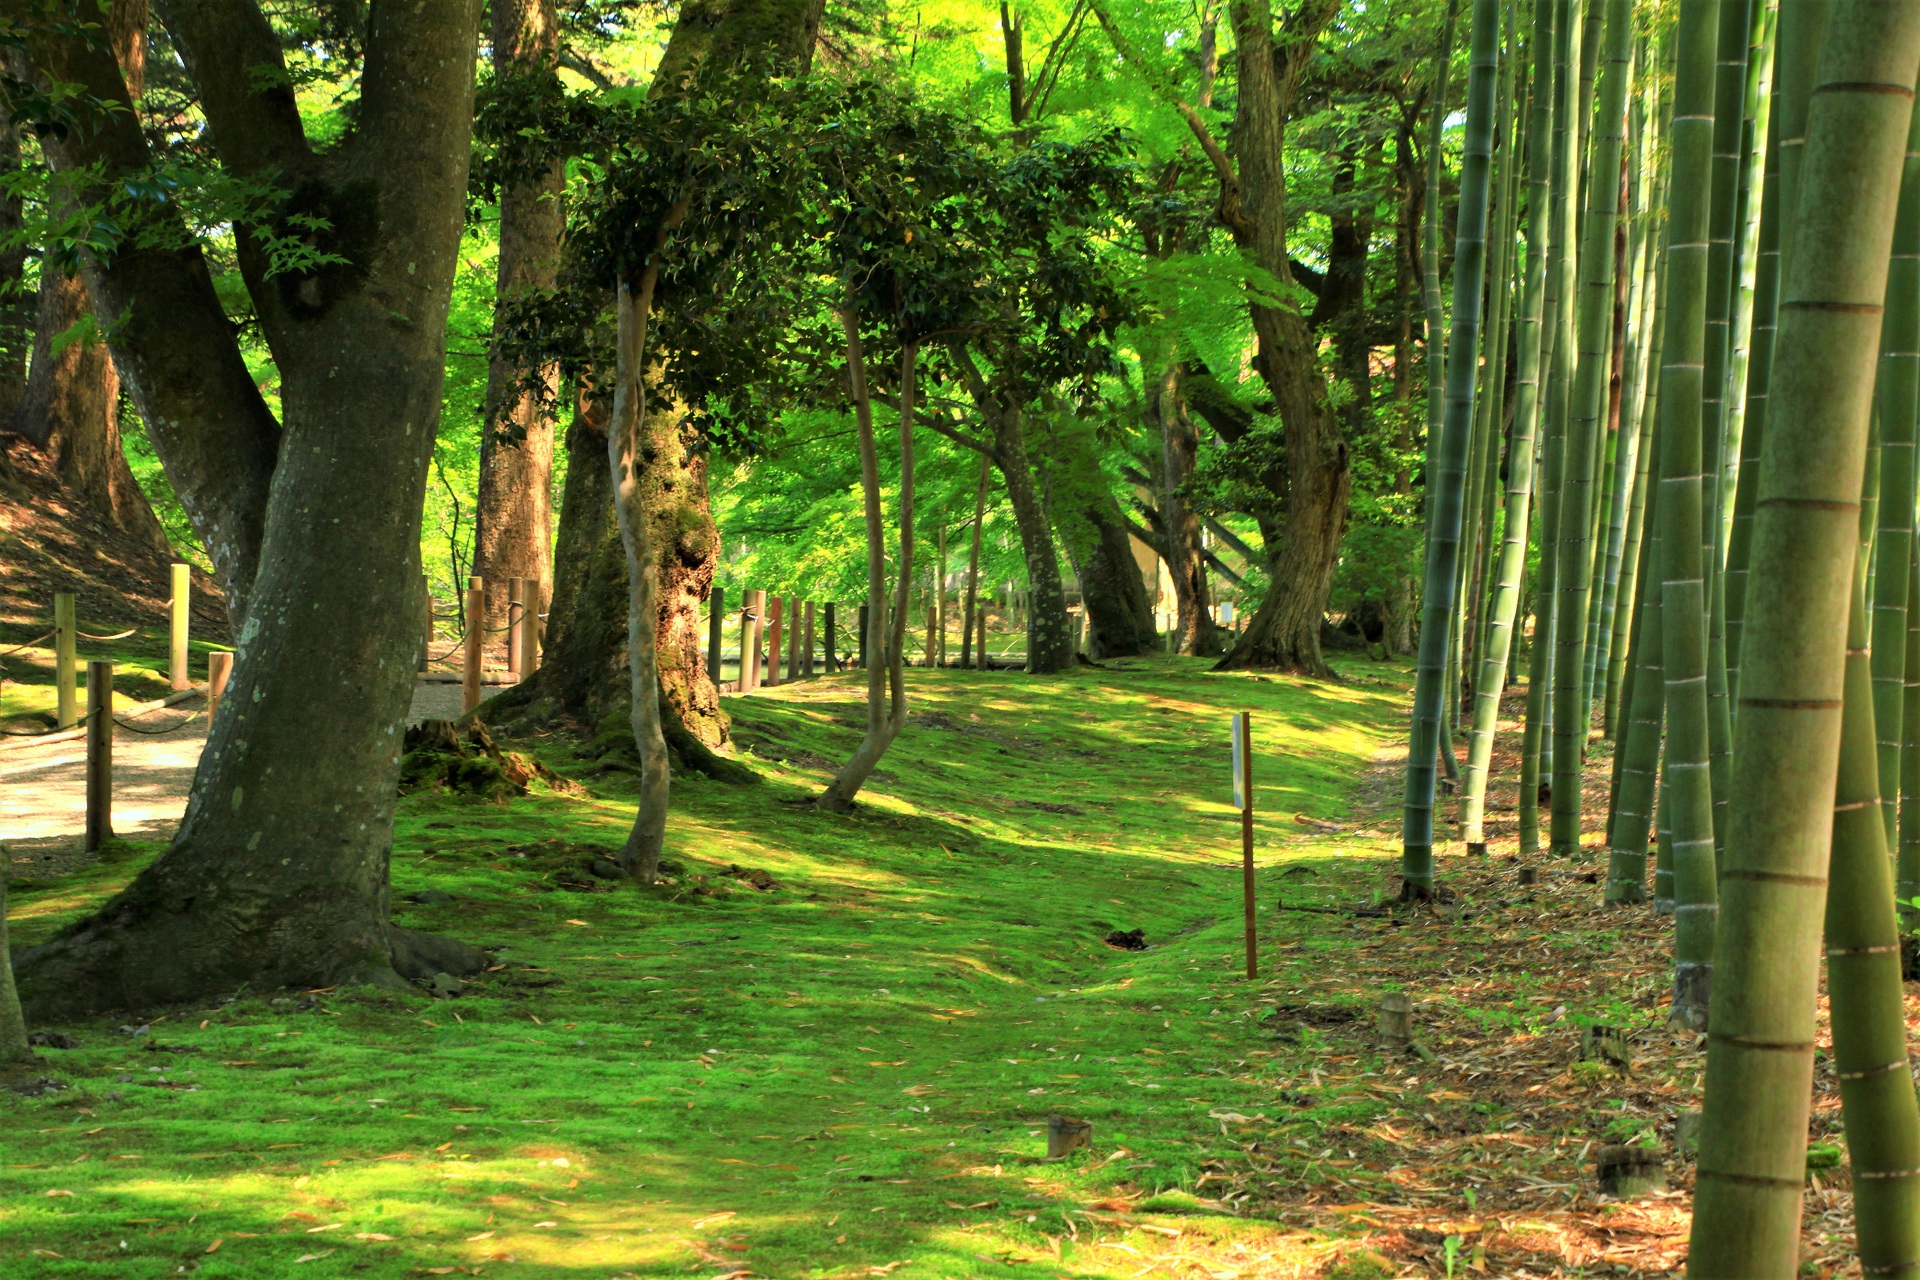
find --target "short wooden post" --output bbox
[742,590,765,692]
[802,601,816,677]
[419,573,432,673]
[707,586,725,684]
[976,604,989,669]
[858,603,870,669]
[766,596,784,687]
[1378,992,1413,1051]
[519,578,542,676]
[823,602,837,673]
[207,651,234,722]
[1047,1113,1092,1159]
[1233,711,1257,979]
[785,596,801,681]
[507,577,527,679]
[462,575,485,714]
[85,660,113,852]
[54,592,77,729]
[169,563,191,690]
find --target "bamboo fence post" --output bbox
[54,591,77,729]
[169,563,190,690]
[767,596,784,687]
[207,651,233,722]
[824,602,837,673]
[803,601,816,677]
[520,578,541,676]
[708,586,725,684]
[85,660,112,852]
[507,577,526,679]
[462,575,485,714]
[786,595,801,681]
[744,589,765,691]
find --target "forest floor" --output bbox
[0,656,1879,1279]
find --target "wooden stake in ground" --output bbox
[1233,711,1257,979]
[85,659,112,853]
[462,575,485,714]
[707,586,725,684]
[207,651,233,722]
[742,590,764,692]
[53,591,76,729]
[169,562,190,691]
[767,596,784,688]
[824,601,836,673]
[507,576,527,679]
[786,595,801,681]
[803,601,815,677]
[419,573,432,673]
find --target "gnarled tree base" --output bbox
[16,865,488,1019]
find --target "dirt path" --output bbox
[2,681,500,879]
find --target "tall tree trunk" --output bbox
[984,400,1072,673]
[1688,1,1920,1267]
[473,0,562,631]
[1152,362,1221,657]
[14,0,489,1014]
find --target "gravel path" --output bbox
[3,681,502,881]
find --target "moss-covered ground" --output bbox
[2,657,1428,1278]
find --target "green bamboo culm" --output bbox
[1518,0,1580,857]
[1461,0,1559,854]
[1654,0,1721,1033]
[1400,0,1503,896]
[1868,95,1920,844]
[1548,0,1631,859]
[1686,1,1920,1270]
[1606,446,1663,903]
[1821,465,1920,1279]
[1899,541,1920,914]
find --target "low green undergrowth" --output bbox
[3,655,1411,1278]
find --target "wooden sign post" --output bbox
[1232,711,1257,979]
[169,563,192,690]
[86,660,113,852]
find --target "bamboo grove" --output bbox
[1396,0,1920,1270]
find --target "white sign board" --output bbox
[1231,712,1247,810]
[1218,601,1235,624]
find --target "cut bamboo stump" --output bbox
[1047,1114,1092,1159]
[1517,866,1539,886]
[1579,1024,1632,1071]
[85,660,112,852]
[1595,1144,1666,1198]
[1378,992,1413,1051]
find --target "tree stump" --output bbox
[1378,992,1413,1051]
[1579,1023,1632,1071]
[1674,1108,1703,1156]
[1595,1144,1666,1198]
[1047,1113,1092,1159]
[1517,866,1539,886]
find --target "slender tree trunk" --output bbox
[1688,3,1920,1266]
[821,322,914,811]
[962,453,989,669]
[980,399,1072,674]
[0,880,29,1062]
[1154,362,1221,657]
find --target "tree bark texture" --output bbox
[473,0,562,631]
[1151,362,1221,656]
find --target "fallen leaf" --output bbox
[294,1251,334,1263]
[565,919,590,926]
[205,1240,224,1253]
[306,1223,344,1233]
[353,1232,396,1241]
[466,1231,495,1241]
[44,1190,73,1198]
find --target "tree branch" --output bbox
[1204,515,1259,562]
[1088,1,1240,201]
[151,0,310,174]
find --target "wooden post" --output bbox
[85,660,112,852]
[935,525,947,668]
[507,577,526,679]
[419,573,432,673]
[977,605,989,670]
[802,601,815,677]
[169,562,190,690]
[785,595,801,681]
[707,586,725,684]
[1378,992,1413,1050]
[462,575,484,714]
[518,577,541,677]
[54,592,77,729]
[1046,1113,1092,1159]
[766,596,784,687]
[207,651,234,722]
[858,602,870,669]
[824,602,837,673]
[1233,711,1257,979]
[923,566,938,668]
[742,589,765,692]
